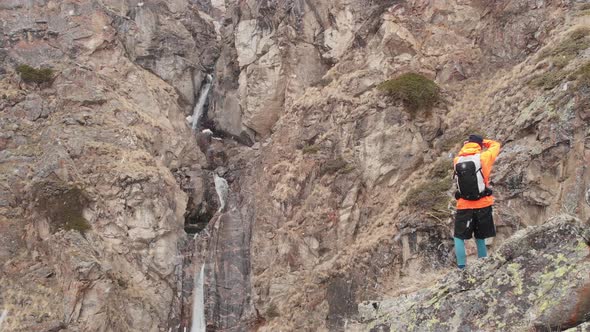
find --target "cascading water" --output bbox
[181,70,253,328]
[191,74,213,130]
[190,264,206,332]
[184,170,253,330]
[0,309,7,329]
[187,174,228,332]
[214,174,229,212]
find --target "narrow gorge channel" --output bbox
[180,58,254,331]
[181,168,254,331]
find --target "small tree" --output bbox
[33,182,91,233]
[378,73,441,115]
[16,64,54,84]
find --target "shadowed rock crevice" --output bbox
[172,168,220,237]
[327,277,359,330]
[184,199,215,236]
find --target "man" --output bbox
[453,134,501,269]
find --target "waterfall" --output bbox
[190,264,206,332]
[192,74,213,130]
[214,174,229,212]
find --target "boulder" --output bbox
[354,215,590,332]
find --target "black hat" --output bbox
[468,134,483,146]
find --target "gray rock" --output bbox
[112,0,218,108]
[353,216,590,332]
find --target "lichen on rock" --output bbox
[352,215,590,331]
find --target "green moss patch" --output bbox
[312,77,333,88]
[551,55,573,69]
[33,182,91,233]
[340,163,356,174]
[575,9,590,16]
[430,158,452,179]
[377,73,441,114]
[400,157,454,219]
[16,64,54,84]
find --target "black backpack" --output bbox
[454,154,491,201]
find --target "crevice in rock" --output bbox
[184,200,215,236]
[200,117,255,147]
[183,173,219,236]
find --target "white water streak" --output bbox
[190,264,206,332]
[0,309,8,330]
[214,175,229,212]
[192,75,213,130]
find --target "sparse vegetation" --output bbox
[340,163,356,174]
[540,28,590,61]
[33,182,91,233]
[302,144,321,154]
[441,135,464,152]
[529,30,590,90]
[551,55,573,69]
[430,158,452,179]
[570,27,590,41]
[320,157,348,175]
[573,61,590,89]
[401,176,452,220]
[580,3,590,10]
[529,70,568,90]
[15,64,54,84]
[377,73,441,114]
[402,158,454,220]
[265,303,280,319]
[312,77,333,88]
[401,158,454,219]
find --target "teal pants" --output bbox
[454,237,487,268]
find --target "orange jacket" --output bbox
[453,139,501,210]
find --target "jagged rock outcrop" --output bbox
[208,0,567,142]
[220,1,590,331]
[0,0,216,330]
[3,0,590,331]
[567,322,590,332]
[107,0,219,109]
[351,215,590,331]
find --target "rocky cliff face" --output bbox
[352,215,590,331]
[1,0,590,331]
[0,1,214,330]
[213,0,590,330]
